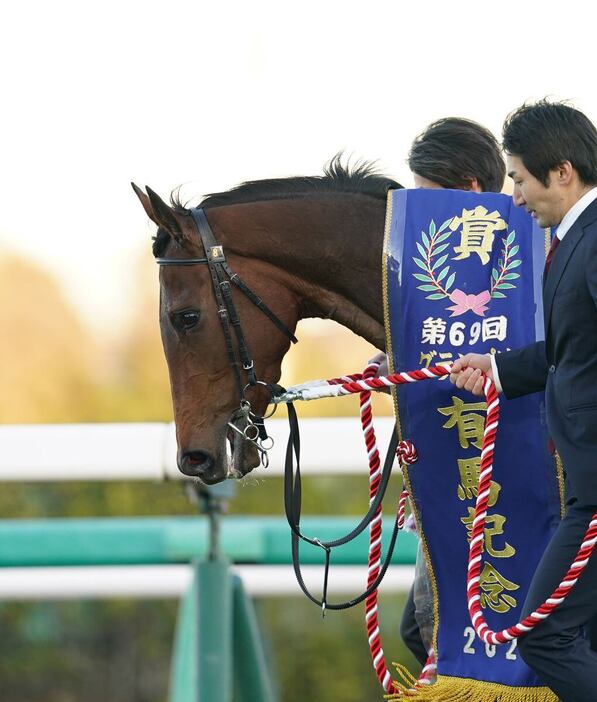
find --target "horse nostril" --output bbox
[179,450,216,481]
[186,450,212,467]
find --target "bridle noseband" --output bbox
[156,207,298,463]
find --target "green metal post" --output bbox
[196,558,233,702]
[169,482,236,702]
[232,575,277,702]
[169,559,234,702]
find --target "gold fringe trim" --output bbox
[385,673,559,701]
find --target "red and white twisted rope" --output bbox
[292,365,597,658]
[467,376,597,645]
[280,366,450,403]
[329,362,417,692]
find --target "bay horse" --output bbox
[133,159,401,484]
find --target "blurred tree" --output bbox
[0,252,100,422]
[92,248,173,422]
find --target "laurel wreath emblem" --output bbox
[413,219,521,310]
[490,230,521,298]
[413,217,456,300]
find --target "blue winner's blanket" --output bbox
[383,189,563,701]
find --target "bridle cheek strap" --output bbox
[156,207,298,453]
[156,207,298,396]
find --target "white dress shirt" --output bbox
[489,187,597,392]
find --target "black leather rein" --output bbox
[284,399,400,613]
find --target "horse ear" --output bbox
[144,186,184,240]
[131,183,157,222]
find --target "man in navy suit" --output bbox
[450,100,597,702]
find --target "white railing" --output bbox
[0,565,414,600]
[0,417,396,481]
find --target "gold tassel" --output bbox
[392,663,419,687]
[385,674,560,701]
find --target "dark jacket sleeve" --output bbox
[586,226,597,311]
[495,341,548,399]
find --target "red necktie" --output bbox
[544,235,561,277]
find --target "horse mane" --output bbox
[194,155,400,209]
[154,156,401,256]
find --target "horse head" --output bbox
[132,184,301,484]
[133,161,396,484]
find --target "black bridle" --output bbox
[156,207,297,462]
[157,206,400,613]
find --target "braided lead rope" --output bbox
[299,367,597,647]
[361,363,405,691]
[327,362,419,692]
[418,653,437,685]
[467,376,597,645]
[273,366,450,404]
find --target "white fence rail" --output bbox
[0,418,396,481]
[0,565,414,600]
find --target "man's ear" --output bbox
[554,161,574,186]
[467,177,482,193]
[460,176,482,192]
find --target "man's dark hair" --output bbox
[503,100,597,187]
[408,117,505,193]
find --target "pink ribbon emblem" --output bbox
[446,289,491,317]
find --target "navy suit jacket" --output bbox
[496,197,597,505]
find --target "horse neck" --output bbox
[208,195,388,349]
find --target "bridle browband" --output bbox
[156,207,297,462]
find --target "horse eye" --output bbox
[172,309,201,332]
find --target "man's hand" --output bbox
[371,351,388,376]
[449,353,493,396]
[371,352,391,393]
